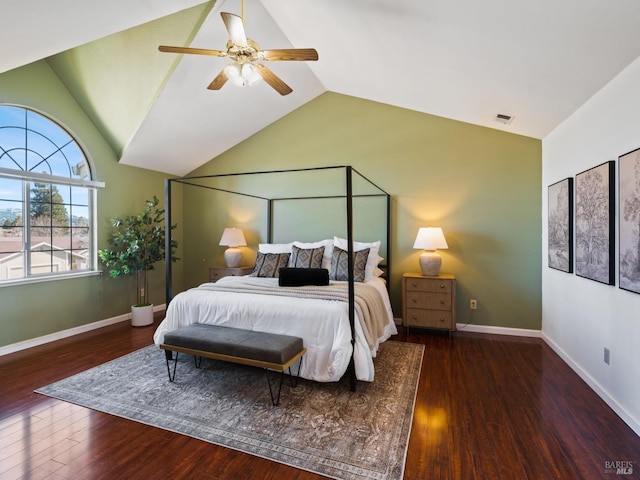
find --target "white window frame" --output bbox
[0,106,105,287]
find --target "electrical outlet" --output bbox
[470,299,477,310]
[604,347,610,365]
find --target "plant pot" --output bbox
[131,304,154,327]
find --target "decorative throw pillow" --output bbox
[329,246,370,282]
[289,245,325,269]
[334,237,381,282]
[292,240,333,269]
[250,252,291,278]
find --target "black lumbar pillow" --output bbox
[278,268,330,287]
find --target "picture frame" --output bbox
[619,147,640,294]
[575,161,615,285]
[548,178,573,273]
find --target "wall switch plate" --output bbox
[470,299,477,310]
[604,347,610,365]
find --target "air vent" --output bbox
[495,113,514,125]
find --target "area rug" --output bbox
[36,340,423,480]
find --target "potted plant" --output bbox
[98,196,178,326]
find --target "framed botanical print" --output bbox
[575,161,615,285]
[548,178,573,273]
[619,147,640,294]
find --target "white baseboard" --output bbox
[0,304,166,357]
[542,333,640,437]
[397,318,541,338]
[455,323,542,338]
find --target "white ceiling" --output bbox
[4,0,640,176]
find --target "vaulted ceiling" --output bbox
[5,0,640,176]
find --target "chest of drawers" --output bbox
[402,273,456,331]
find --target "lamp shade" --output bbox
[413,227,448,250]
[413,227,448,276]
[219,228,247,247]
[219,228,246,268]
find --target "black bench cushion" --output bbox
[163,324,304,365]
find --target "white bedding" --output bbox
[153,276,397,382]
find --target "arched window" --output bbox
[0,105,103,284]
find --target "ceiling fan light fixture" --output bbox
[224,63,240,77]
[224,62,261,87]
[242,63,262,86]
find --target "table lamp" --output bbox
[413,227,448,276]
[219,228,246,268]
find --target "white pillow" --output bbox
[292,239,333,270]
[258,242,293,254]
[333,237,382,281]
[374,256,384,278]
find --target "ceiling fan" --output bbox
[158,1,318,96]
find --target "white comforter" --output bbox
[153,276,397,382]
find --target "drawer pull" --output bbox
[440,284,445,289]
[440,317,445,323]
[440,299,445,304]
[411,297,417,303]
[412,315,418,320]
[411,282,418,287]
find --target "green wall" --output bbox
[0,60,182,348]
[0,65,541,349]
[184,92,542,329]
[46,2,213,158]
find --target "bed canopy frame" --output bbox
[164,165,391,390]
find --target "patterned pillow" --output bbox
[334,237,381,281]
[329,246,370,282]
[289,245,325,269]
[250,252,291,278]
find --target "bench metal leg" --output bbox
[288,357,303,388]
[194,356,202,368]
[265,369,285,406]
[165,350,178,382]
[264,357,303,406]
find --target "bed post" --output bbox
[267,199,273,243]
[165,179,173,304]
[346,166,357,392]
[386,193,391,290]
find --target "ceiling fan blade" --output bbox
[159,45,227,57]
[207,69,228,90]
[255,64,293,96]
[261,48,319,62]
[221,12,248,47]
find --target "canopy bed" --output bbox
[155,166,394,390]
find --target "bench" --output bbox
[160,323,306,406]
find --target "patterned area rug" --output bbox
[36,341,423,480]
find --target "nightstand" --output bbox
[209,266,253,282]
[402,273,456,332]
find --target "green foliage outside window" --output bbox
[30,183,67,219]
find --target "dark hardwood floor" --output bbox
[1,316,639,479]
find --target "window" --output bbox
[0,105,103,285]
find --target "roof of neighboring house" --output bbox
[0,236,89,261]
